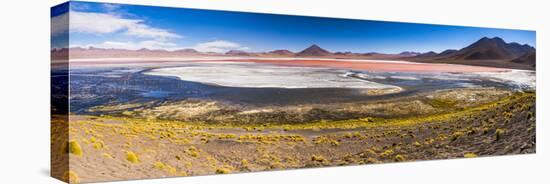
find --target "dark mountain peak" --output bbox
[452,37,535,60]
[308,44,321,49]
[474,36,506,46]
[296,44,331,56]
[492,36,505,42]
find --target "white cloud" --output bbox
[75,40,250,52]
[193,40,249,53]
[73,40,183,51]
[102,3,121,12]
[70,11,181,39]
[51,10,251,52]
[51,11,181,39]
[51,12,69,37]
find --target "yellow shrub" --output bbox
[215,167,232,174]
[92,141,104,149]
[464,153,478,158]
[179,171,188,176]
[90,136,97,143]
[241,159,249,167]
[68,141,83,156]
[165,165,177,174]
[63,171,80,183]
[450,131,464,141]
[153,161,177,174]
[154,161,165,169]
[365,157,379,163]
[186,146,199,157]
[270,161,284,169]
[394,154,405,162]
[101,153,113,159]
[495,129,505,141]
[380,149,394,158]
[126,151,139,163]
[311,155,326,162]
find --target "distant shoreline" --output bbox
[63,57,511,73]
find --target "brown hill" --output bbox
[416,51,438,58]
[268,49,295,56]
[402,37,536,70]
[511,51,536,66]
[399,51,421,56]
[225,50,253,56]
[438,49,458,57]
[174,49,199,54]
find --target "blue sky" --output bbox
[51,1,536,54]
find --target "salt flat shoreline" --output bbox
[64,56,514,73]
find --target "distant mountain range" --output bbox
[54,37,535,70]
[407,37,536,69]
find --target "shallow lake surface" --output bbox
[64,61,535,114]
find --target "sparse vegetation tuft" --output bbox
[68,140,83,156]
[464,153,478,158]
[63,171,80,184]
[394,154,405,162]
[126,151,139,163]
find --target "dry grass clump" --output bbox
[63,171,80,183]
[394,154,405,162]
[101,153,113,159]
[154,161,178,174]
[215,166,234,174]
[165,165,178,174]
[311,155,326,162]
[380,149,394,158]
[270,161,285,169]
[68,140,83,156]
[186,146,199,157]
[313,136,340,146]
[450,131,464,141]
[126,151,139,163]
[153,161,166,169]
[495,128,505,141]
[240,159,250,169]
[527,112,534,120]
[92,142,104,149]
[365,157,379,164]
[482,127,489,135]
[218,134,236,139]
[464,153,478,158]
